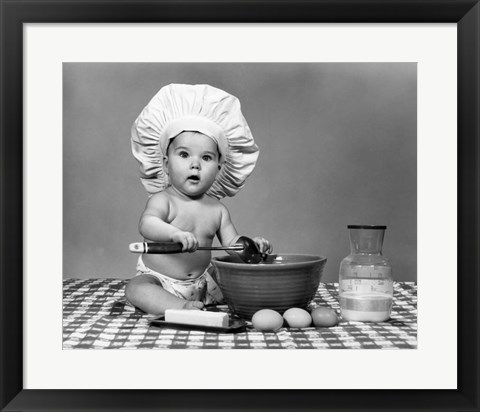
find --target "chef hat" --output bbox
[131,83,259,199]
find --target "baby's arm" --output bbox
[251,237,273,255]
[216,204,273,254]
[216,204,240,247]
[139,193,197,251]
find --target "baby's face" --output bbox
[164,131,221,198]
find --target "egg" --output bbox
[311,307,339,327]
[251,309,284,332]
[282,308,312,328]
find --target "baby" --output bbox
[126,84,272,315]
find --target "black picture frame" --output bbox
[1,1,478,411]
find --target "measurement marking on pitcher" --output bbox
[341,278,392,293]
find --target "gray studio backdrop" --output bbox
[63,63,417,282]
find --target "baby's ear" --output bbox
[163,156,169,172]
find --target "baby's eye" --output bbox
[202,155,212,161]
[179,151,189,158]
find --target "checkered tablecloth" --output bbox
[63,279,417,349]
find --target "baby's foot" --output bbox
[183,300,204,310]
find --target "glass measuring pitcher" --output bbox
[339,225,393,322]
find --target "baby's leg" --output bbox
[125,274,203,316]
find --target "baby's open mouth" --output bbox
[188,175,200,181]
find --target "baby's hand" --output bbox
[183,300,204,310]
[252,237,273,255]
[172,230,198,252]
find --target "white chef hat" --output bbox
[131,83,259,199]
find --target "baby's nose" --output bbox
[191,159,200,169]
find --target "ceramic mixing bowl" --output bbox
[211,254,327,319]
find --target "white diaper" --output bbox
[136,256,224,305]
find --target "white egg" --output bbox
[252,309,284,332]
[283,308,312,328]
